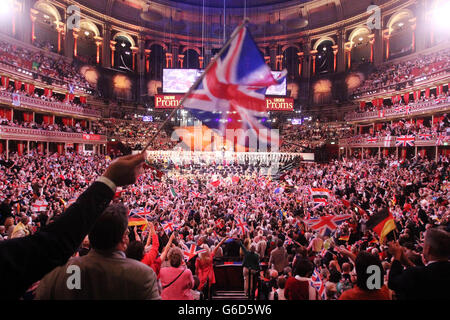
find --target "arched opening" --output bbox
[283,47,299,80]
[387,10,415,59]
[77,20,100,64]
[349,27,372,66]
[149,43,165,80]
[33,1,61,52]
[315,40,334,74]
[184,49,200,69]
[114,35,133,72]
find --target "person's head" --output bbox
[342,262,352,273]
[20,216,29,225]
[168,247,184,268]
[125,240,145,261]
[354,251,384,291]
[81,236,90,248]
[293,258,314,278]
[423,227,450,262]
[277,239,284,248]
[89,204,129,252]
[277,276,286,290]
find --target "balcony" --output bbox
[0,125,107,144]
[339,135,447,148]
[0,91,101,118]
[345,97,450,122]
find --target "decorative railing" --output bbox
[345,97,450,122]
[339,135,447,147]
[0,125,107,144]
[0,91,101,118]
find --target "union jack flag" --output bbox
[436,134,447,146]
[320,248,328,257]
[304,214,351,237]
[284,237,294,246]
[418,134,432,141]
[161,220,177,234]
[311,268,327,300]
[181,243,207,261]
[395,135,415,147]
[367,137,377,143]
[384,135,393,147]
[182,24,286,146]
[235,217,249,234]
[378,110,385,118]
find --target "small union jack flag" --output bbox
[304,214,351,237]
[395,135,415,147]
[235,218,249,234]
[191,191,201,198]
[367,137,377,143]
[181,243,207,261]
[418,134,432,141]
[311,268,327,300]
[161,220,177,234]
[284,237,294,246]
[436,135,447,146]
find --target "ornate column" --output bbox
[103,24,112,68]
[56,22,65,54]
[296,52,304,77]
[145,49,151,72]
[131,46,139,71]
[30,8,38,44]
[310,50,317,75]
[264,55,271,66]
[344,42,352,70]
[165,52,173,68]
[410,18,416,52]
[276,54,283,71]
[383,30,390,61]
[110,40,117,67]
[332,45,338,72]
[178,54,185,68]
[368,34,375,63]
[72,28,80,57]
[95,36,103,64]
[199,56,204,69]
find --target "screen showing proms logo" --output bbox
[163,69,286,96]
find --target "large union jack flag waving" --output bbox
[182,24,286,146]
[304,214,351,237]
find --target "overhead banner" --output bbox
[82,134,101,141]
[265,97,294,111]
[155,94,294,111]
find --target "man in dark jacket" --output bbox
[388,227,450,300]
[0,153,145,300]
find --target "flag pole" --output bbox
[142,18,250,154]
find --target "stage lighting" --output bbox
[1,0,13,17]
[433,3,450,29]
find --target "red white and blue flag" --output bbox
[311,268,327,300]
[182,24,286,146]
[395,135,415,147]
[304,214,351,237]
[181,243,207,261]
[161,220,178,234]
[235,217,249,234]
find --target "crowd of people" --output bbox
[0,40,91,90]
[280,122,353,152]
[0,148,448,300]
[352,48,450,97]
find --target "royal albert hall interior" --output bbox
[0,0,449,303]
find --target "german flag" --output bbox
[367,209,397,243]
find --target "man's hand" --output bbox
[103,153,145,187]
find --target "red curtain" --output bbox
[17,142,24,156]
[81,120,87,128]
[14,80,22,91]
[404,93,410,104]
[44,88,53,97]
[416,119,424,127]
[0,108,12,120]
[437,85,443,96]
[37,142,44,154]
[0,141,3,154]
[57,143,64,154]
[80,96,87,104]
[1,76,9,88]
[66,93,75,102]
[23,112,33,122]
[76,144,82,153]
[376,123,383,131]
[27,84,35,95]
[42,115,54,124]
[425,88,430,98]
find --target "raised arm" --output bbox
[160,232,175,263]
[212,236,229,256]
[0,153,145,300]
